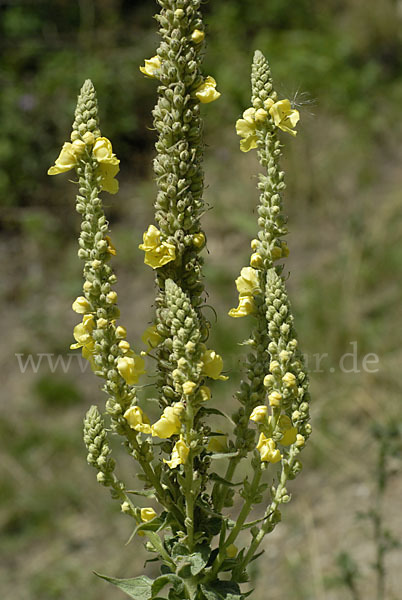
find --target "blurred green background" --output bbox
[1,0,402,598]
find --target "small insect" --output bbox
[289,86,317,117]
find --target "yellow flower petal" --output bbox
[235,267,261,296]
[239,135,258,153]
[140,507,157,522]
[117,355,146,385]
[256,433,282,463]
[140,56,162,78]
[228,294,255,318]
[202,349,227,380]
[96,161,120,194]
[195,76,221,104]
[268,99,300,137]
[182,381,197,395]
[124,406,152,434]
[250,405,268,423]
[139,225,161,250]
[151,404,184,438]
[72,296,92,314]
[141,325,163,350]
[191,29,205,43]
[164,436,189,469]
[48,142,79,175]
[235,118,255,138]
[143,243,176,269]
[105,235,117,256]
[93,137,119,165]
[199,385,211,402]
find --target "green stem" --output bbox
[207,466,262,582]
[184,403,196,550]
[212,457,239,512]
[111,476,175,568]
[241,449,297,571]
[126,429,184,525]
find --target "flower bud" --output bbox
[250,405,268,423]
[182,381,196,395]
[268,391,282,407]
[250,252,263,268]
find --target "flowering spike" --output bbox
[83,405,115,486]
[71,79,101,141]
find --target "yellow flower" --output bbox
[115,325,127,338]
[152,403,184,438]
[268,391,282,408]
[191,29,205,43]
[255,108,268,122]
[250,253,263,268]
[105,235,117,256]
[139,56,162,78]
[263,374,274,388]
[139,225,176,269]
[106,291,118,304]
[207,431,228,453]
[164,436,190,469]
[93,137,119,165]
[271,245,283,261]
[140,507,157,522]
[82,131,95,145]
[282,372,296,387]
[48,140,86,175]
[235,107,258,153]
[97,162,120,194]
[72,296,91,314]
[121,501,131,514]
[199,385,211,402]
[124,406,152,434]
[250,405,268,423]
[117,355,146,385]
[269,415,297,446]
[193,232,206,248]
[82,343,97,372]
[281,241,290,257]
[235,267,260,296]
[228,294,255,318]
[202,349,228,381]
[256,433,282,463]
[267,98,300,137]
[141,325,163,350]
[195,76,221,104]
[92,137,120,194]
[226,544,238,558]
[119,340,131,353]
[295,434,305,447]
[70,314,95,350]
[182,381,197,395]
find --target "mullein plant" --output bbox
[48,1,311,599]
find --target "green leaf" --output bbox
[201,581,243,600]
[197,407,235,424]
[126,488,157,498]
[152,574,184,596]
[172,543,210,577]
[209,472,242,487]
[94,573,153,600]
[210,452,239,460]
